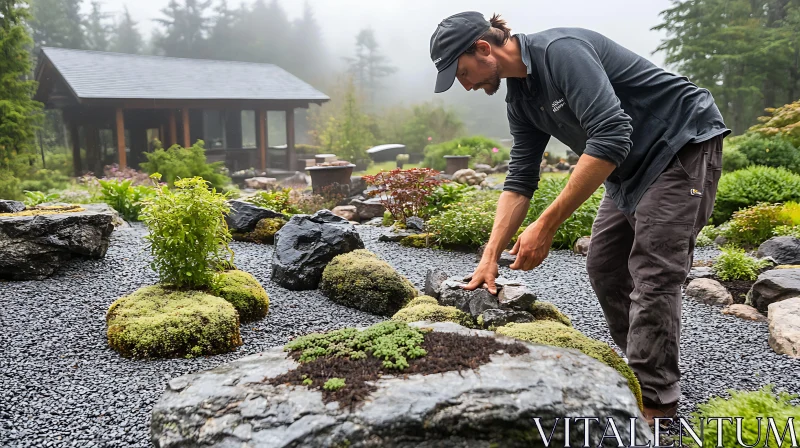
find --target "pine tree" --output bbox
[153,0,211,58]
[345,28,396,109]
[205,0,240,60]
[85,1,111,51]
[112,6,142,54]
[0,0,43,197]
[28,0,84,52]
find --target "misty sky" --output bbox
[83,0,679,141]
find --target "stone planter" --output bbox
[314,153,337,164]
[444,155,471,174]
[306,164,355,195]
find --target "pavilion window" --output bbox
[241,110,257,149]
[203,110,227,149]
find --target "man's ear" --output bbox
[475,40,492,56]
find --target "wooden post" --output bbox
[182,108,190,148]
[169,110,177,147]
[258,110,267,173]
[70,121,82,177]
[286,108,296,172]
[115,108,126,170]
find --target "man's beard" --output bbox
[474,59,501,95]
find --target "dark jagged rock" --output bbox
[0,200,25,214]
[757,237,800,266]
[225,200,287,233]
[270,210,364,290]
[479,308,535,328]
[748,268,800,313]
[424,268,449,299]
[405,216,425,231]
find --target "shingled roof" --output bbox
[36,47,330,102]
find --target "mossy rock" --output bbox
[234,217,287,244]
[496,320,643,411]
[404,295,439,308]
[212,270,270,322]
[400,233,435,248]
[0,204,85,217]
[320,249,417,316]
[106,285,243,359]
[529,301,572,327]
[392,303,476,328]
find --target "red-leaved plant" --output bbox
[362,168,444,223]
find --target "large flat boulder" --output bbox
[757,236,800,266]
[747,268,800,312]
[225,200,287,233]
[150,322,651,448]
[768,297,800,358]
[0,203,115,280]
[270,210,364,290]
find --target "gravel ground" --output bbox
[1,223,799,447]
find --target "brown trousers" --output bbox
[585,135,723,407]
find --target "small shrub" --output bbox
[420,181,475,218]
[779,202,800,225]
[140,139,231,190]
[713,246,771,281]
[720,203,793,247]
[97,179,155,221]
[212,270,270,322]
[291,185,346,215]
[734,134,800,174]
[105,285,242,359]
[773,225,800,238]
[319,250,417,316]
[712,166,800,224]
[362,168,444,223]
[423,136,509,171]
[681,384,799,448]
[721,146,750,173]
[427,190,500,248]
[140,176,234,290]
[246,189,302,215]
[19,169,70,193]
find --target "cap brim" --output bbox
[434,59,458,93]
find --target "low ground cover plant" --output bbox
[713,246,771,281]
[98,179,155,221]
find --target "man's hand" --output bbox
[463,257,500,295]
[509,220,556,271]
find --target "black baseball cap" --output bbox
[430,11,491,93]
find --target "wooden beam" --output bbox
[115,108,126,169]
[181,108,190,148]
[258,109,267,173]
[169,110,177,147]
[69,122,82,177]
[286,108,296,172]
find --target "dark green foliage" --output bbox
[720,203,793,247]
[427,190,501,248]
[97,178,155,221]
[713,246,771,281]
[734,134,800,174]
[284,321,429,370]
[421,182,476,218]
[27,0,84,51]
[140,176,234,290]
[319,249,417,316]
[523,177,605,250]
[712,166,800,224]
[140,140,231,190]
[18,168,69,193]
[722,146,750,173]
[22,190,59,206]
[211,270,269,323]
[245,189,302,215]
[111,6,142,54]
[423,136,509,171]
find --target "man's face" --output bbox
[455,51,501,95]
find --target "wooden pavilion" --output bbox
[33,47,330,177]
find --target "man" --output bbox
[429,11,729,426]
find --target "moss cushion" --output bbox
[529,301,572,327]
[213,270,270,322]
[404,295,439,308]
[106,285,243,359]
[392,303,476,328]
[233,217,287,244]
[320,249,417,316]
[496,320,643,411]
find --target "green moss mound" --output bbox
[212,270,270,322]
[106,285,243,359]
[404,295,439,308]
[320,249,417,316]
[529,301,572,327]
[496,321,642,411]
[400,233,435,248]
[235,217,287,244]
[285,321,429,370]
[392,303,476,328]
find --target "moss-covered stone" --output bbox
[400,233,435,248]
[212,270,269,322]
[0,205,84,217]
[496,321,643,411]
[392,303,476,328]
[106,285,242,359]
[320,249,417,316]
[529,301,572,327]
[234,217,287,244]
[404,295,439,308]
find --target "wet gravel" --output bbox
[1,224,799,447]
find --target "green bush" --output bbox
[696,225,716,247]
[245,189,302,215]
[19,169,70,193]
[713,246,771,281]
[712,166,800,224]
[212,270,269,322]
[681,384,799,448]
[523,177,604,249]
[140,140,231,190]
[734,133,800,174]
[106,285,242,359]
[773,225,800,238]
[496,320,642,411]
[720,203,793,248]
[22,190,60,206]
[423,136,509,171]
[98,179,155,221]
[320,249,417,316]
[421,182,476,218]
[140,176,234,290]
[427,190,501,248]
[0,172,22,200]
[722,146,750,173]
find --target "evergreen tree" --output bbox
[153,0,211,58]
[0,0,43,197]
[27,0,84,52]
[85,1,110,51]
[205,0,240,60]
[112,6,142,54]
[345,28,396,109]
[290,0,328,86]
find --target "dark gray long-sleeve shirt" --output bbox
[503,28,730,215]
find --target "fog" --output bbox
[84,0,676,141]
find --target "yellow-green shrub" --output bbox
[212,270,269,322]
[720,203,792,247]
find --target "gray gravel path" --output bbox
[1,224,798,447]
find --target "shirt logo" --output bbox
[433,57,442,65]
[552,98,566,112]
